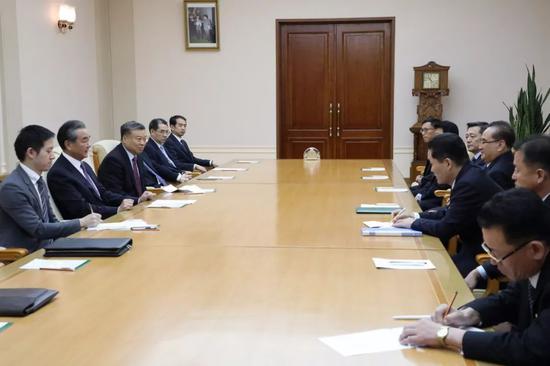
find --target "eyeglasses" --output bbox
[420,127,435,134]
[481,139,501,145]
[481,240,532,264]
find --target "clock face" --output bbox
[422,72,440,89]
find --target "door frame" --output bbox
[275,17,395,159]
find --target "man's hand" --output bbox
[399,318,444,347]
[465,269,481,290]
[392,217,415,229]
[79,213,102,228]
[194,164,207,173]
[391,209,415,222]
[138,191,155,203]
[117,198,134,213]
[433,304,481,327]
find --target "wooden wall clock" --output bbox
[409,61,450,178]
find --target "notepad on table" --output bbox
[319,327,410,356]
[88,219,157,231]
[363,221,393,228]
[160,184,178,193]
[20,259,90,271]
[178,185,216,194]
[356,203,401,214]
[362,175,389,180]
[236,160,259,164]
[147,200,196,208]
[361,167,386,172]
[212,167,248,172]
[372,257,435,270]
[375,187,409,193]
[362,227,422,237]
[0,322,11,333]
[197,176,235,180]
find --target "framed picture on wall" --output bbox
[184,0,219,50]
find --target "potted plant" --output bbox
[504,66,550,142]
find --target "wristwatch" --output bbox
[437,326,450,346]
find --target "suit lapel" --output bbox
[15,165,42,215]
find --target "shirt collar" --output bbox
[123,146,136,161]
[19,162,41,184]
[171,133,184,142]
[474,151,482,160]
[530,272,540,289]
[62,152,84,171]
[153,139,164,149]
[542,193,550,202]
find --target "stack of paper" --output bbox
[236,160,259,164]
[372,257,435,269]
[88,219,156,231]
[212,167,248,172]
[178,185,216,194]
[362,167,386,172]
[375,187,409,193]
[319,327,410,356]
[362,175,389,180]
[147,199,196,208]
[362,227,422,237]
[0,322,11,333]
[197,176,235,180]
[21,259,90,271]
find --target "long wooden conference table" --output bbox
[0,160,494,365]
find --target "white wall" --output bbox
[125,0,550,176]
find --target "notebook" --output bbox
[361,227,422,237]
[44,237,133,257]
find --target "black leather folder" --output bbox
[0,288,58,316]
[44,237,133,257]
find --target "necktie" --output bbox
[36,177,50,222]
[143,161,167,186]
[160,145,176,167]
[528,282,536,318]
[132,157,143,196]
[80,163,101,198]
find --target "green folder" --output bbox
[355,206,400,214]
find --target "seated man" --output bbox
[0,125,101,252]
[465,121,488,166]
[411,118,449,210]
[480,120,515,190]
[164,115,215,173]
[48,120,137,220]
[399,188,550,365]
[393,133,502,276]
[144,118,191,183]
[97,121,161,198]
[466,135,550,289]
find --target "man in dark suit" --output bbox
[393,133,502,276]
[465,121,488,166]
[144,118,192,183]
[0,125,101,252]
[97,121,161,198]
[48,120,136,220]
[164,115,215,173]
[399,188,550,365]
[466,135,550,289]
[480,120,515,190]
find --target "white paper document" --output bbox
[236,160,259,164]
[362,175,389,180]
[375,187,409,193]
[372,257,436,270]
[320,327,410,356]
[160,184,178,193]
[21,259,89,271]
[362,167,386,172]
[363,221,393,228]
[197,176,235,180]
[178,185,216,194]
[212,167,248,172]
[360,203,400,208]
[0,322,11,332]
[392,315,431,320]
[88,219,156,231]
[147,199,196,208]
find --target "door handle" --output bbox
[336,103,341,137]
[329,103,333,137]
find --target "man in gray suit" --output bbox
[0,125,101,252]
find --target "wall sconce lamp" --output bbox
[58,5,76,33]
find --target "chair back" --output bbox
[0,247,28,264]
[92,140,119,172]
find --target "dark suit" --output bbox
[411,163,502,276]
[0,165,81,252]
[97,143,160,197]
[164,134,211,171]
[485,150,515,190]
[410,160,451,210]
[143,139,182,182]
[462,256,550,365]
[47,154,133,220]
[471,154,485,166]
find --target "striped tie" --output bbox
[36,177,50,222]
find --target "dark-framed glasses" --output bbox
[481,240,532,264]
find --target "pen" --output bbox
[392,208,406,222]
[443,291,458,319]
[89,204,94,214]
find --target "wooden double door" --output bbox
[277,18,394,159]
